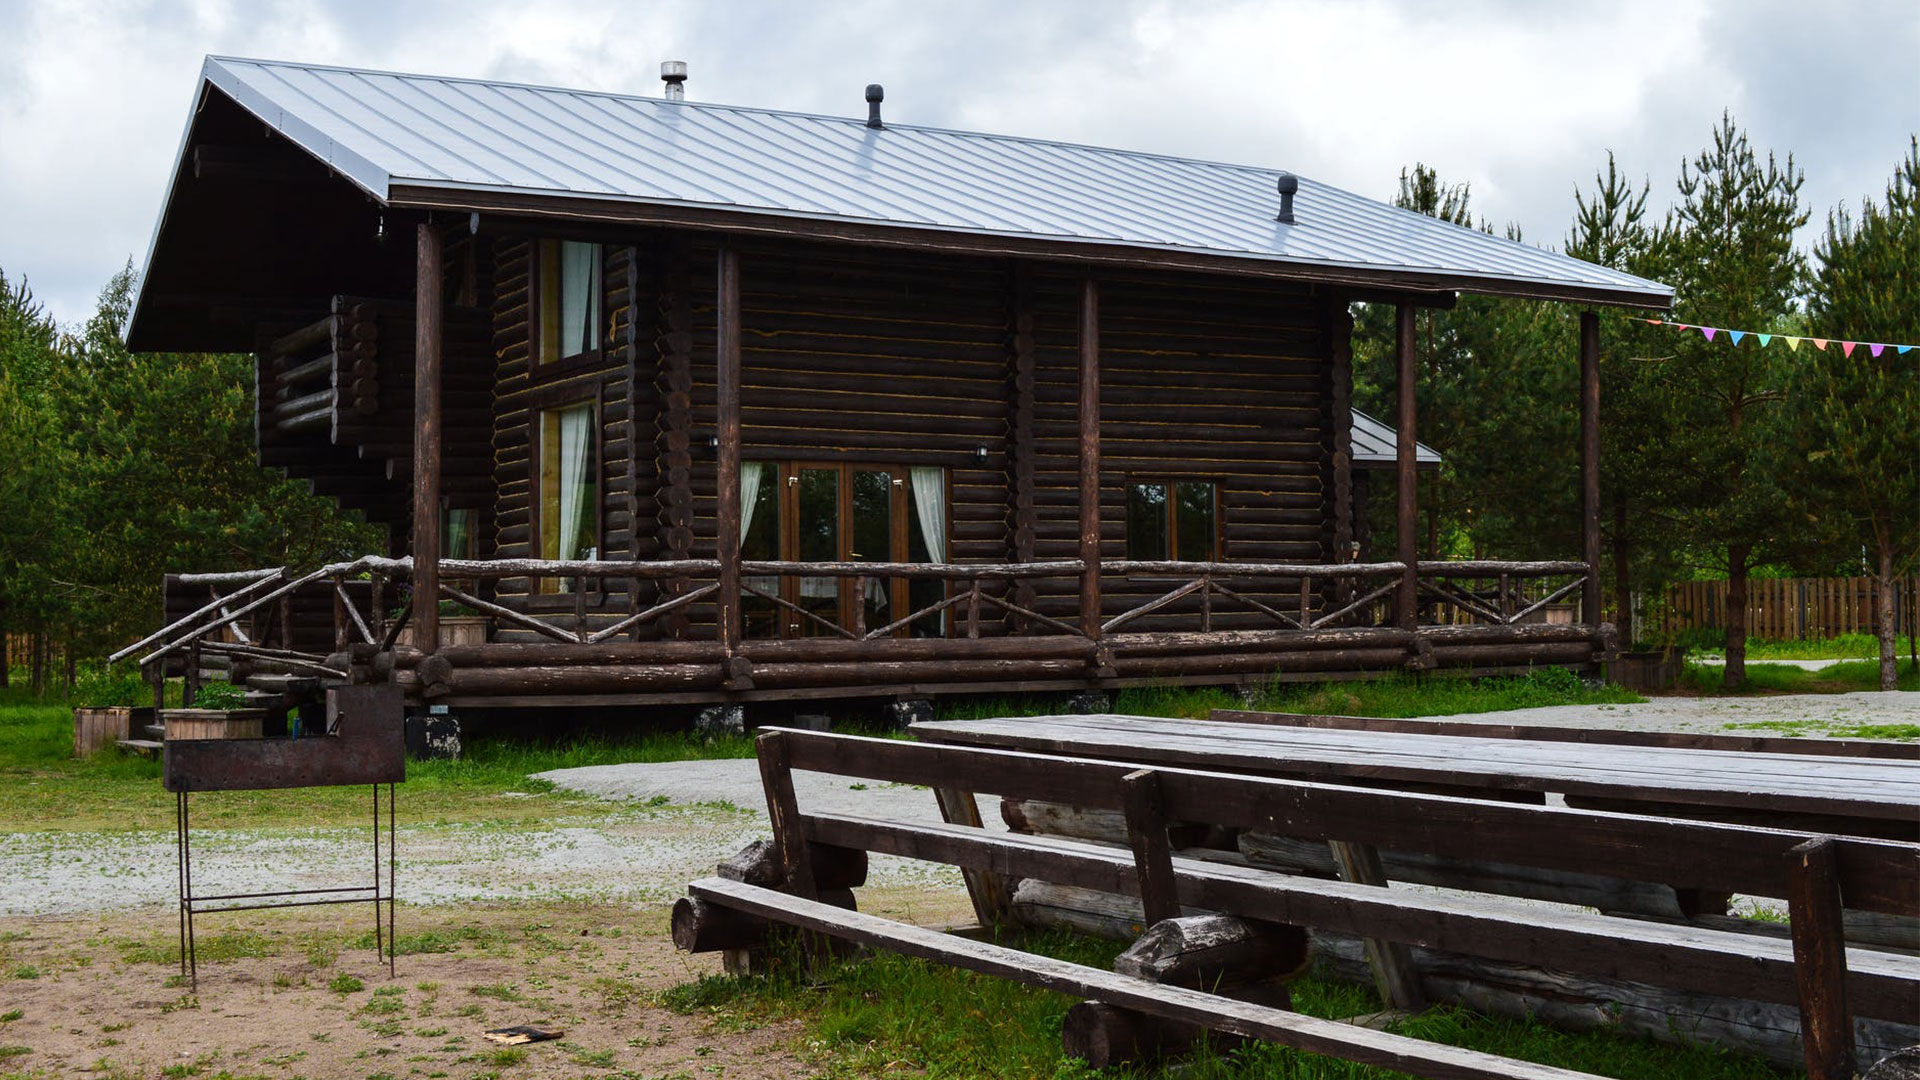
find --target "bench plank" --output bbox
[776,729,1920,916]
[803,812,1920,1021]
[689,876,1614,1080]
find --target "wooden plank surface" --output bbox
[801,811,1920,1020]
[911,714,1920,824]
[689,876,1616,1080]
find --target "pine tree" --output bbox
[1663,114,1808,687]
[1793,137,1920,689]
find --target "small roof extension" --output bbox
[128,57,1672,348]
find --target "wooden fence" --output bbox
[1659,576,1917,641]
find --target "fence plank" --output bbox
[1661,575,1916,641]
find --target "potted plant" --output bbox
[70,662,155,757]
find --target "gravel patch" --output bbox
[1427,691,1917,733]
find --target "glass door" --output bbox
[789,466,842,636]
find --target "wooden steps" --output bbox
[117,739,163,758]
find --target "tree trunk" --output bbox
[1724,546,1750,690]
[1875,541,1897,692]
[1611,503,1633,646]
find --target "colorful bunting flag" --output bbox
[1632,318,1915,358]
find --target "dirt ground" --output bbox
[0,887,973,1080]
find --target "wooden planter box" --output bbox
[73,706,155,757]
[163,709,267,741]
[396,615,489,649]
[1609,650,1684,693]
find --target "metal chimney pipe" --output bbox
[1275,173,1298,224]
[865,84,884,129]
[661,60,688,101]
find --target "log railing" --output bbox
[122,557,1596,693]
[1416,561,1591,627]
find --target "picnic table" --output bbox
[910,713,1920,838]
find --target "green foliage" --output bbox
[0,264,381,673]
[1783,137,1920,688]
[190,681,246,709]
[70,661,147,708]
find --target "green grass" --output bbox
[0,684,754,832]
[1666,630,1918,661]
[1674,658,1917,695]
[664,929,1785,1080]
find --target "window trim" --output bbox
[1125,476,1223,564]
[529,238,607,377]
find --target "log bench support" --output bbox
[1787,837,1855,1080]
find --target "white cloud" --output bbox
[0,0,1913,326]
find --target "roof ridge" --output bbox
[205,55,1296,179]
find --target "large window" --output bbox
[535,240,603,366]
[737,461,947,637]
[537,401,598,592]
[1126,480,1218,561]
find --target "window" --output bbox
[736,461,948,637]
[444,508,477,560]
[535,240,603,366]
[537,401,598,592]
[1127,480,1218,561]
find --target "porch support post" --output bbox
[412,222,444,654]
[1579,310,1602,626]
[1394,301,1418,631]
[1078,277,1102,641]
[715,246,743,653]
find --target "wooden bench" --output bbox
[677,728,1920,1080]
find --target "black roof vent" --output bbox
[1275,173,1299,224]
[866,84,884,129]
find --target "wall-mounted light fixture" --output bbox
[974,446,989,463]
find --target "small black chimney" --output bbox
[1275,173,1299,224]
[865,84,884,129]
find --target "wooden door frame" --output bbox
[771,461,932,638]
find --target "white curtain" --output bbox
[910,467,947,563]
[559,241,599,357]
[557,405,593,560]
[739,463,765,546]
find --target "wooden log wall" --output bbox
[474,233,1339,643]
[1027,269,1332,632]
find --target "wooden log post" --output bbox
[413,222,444,656]
[1329,840,1427,1011]
[755,730,816,898]
[1394,301,1418,632]
[1078,276,1102,644]
[716,246,743,654]
[1785,837,1854,1080]
[1579,310,1602,629]
[1120,769,1181,927]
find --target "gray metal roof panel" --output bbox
[1351,409,1441,467]
[196,56,1672,303]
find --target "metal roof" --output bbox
[179,56,1671,307]
[1351,409,1441,469]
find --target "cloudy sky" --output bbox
[1,0,1915,326]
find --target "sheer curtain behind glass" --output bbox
[557,405,594,560]
[559,241,601,359]
[909,467,947,563]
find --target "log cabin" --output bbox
[120,57,1670,717]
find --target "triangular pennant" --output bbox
[1784,337,1801,351]
[1868,343,1885,358]
[1729,330,1745,345]
[1701,327,1717,341]
[1842,341,1857,357]
[1646,318,1663,325]
[1900,345,1913,355]
[1757,334,1772,347]
[1811,338,1829,350]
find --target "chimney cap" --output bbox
[1275,172,1299,224]
[865,84,884,129]
[661,60,688,100]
